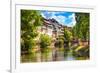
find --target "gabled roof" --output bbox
[43,18,72,30]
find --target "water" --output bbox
[21,48,79,63]
[65,52,76,60]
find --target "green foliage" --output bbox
[40,34,52,49]
[64,28,73,42]
[72,13,89,41]
[63,28,73,48]
[21,10,43,53]
[21,10,43,27]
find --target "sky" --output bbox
[41,11,76,27]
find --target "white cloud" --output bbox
[41,13,46,18]
[65,13,76,27]
[51,14,66,24]
[41,11,76,27]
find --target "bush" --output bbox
[40,34,52,50]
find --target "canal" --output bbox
[21,47,88,63]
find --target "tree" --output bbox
[64,28,73,48]
[72,13,90,58]
[21,10,43,54]
[72,13,90,41]
[40,34,52,52]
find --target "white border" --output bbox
[11,4,96,73]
